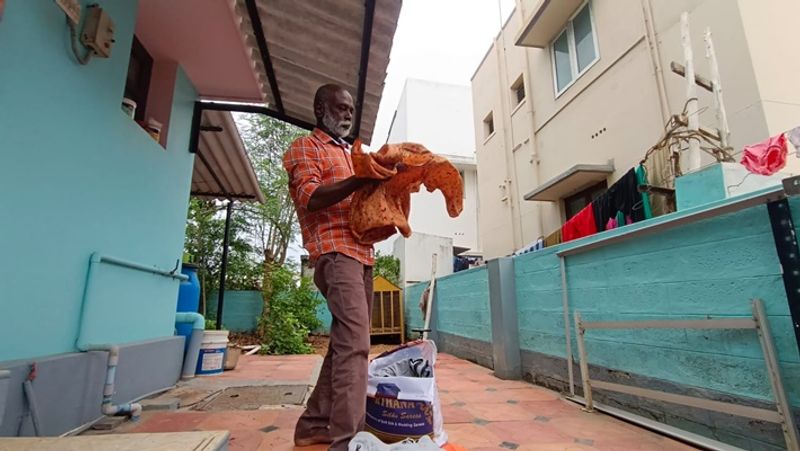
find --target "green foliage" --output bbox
[204,318,217,330]
[259,266,322,355]
[183,114,306,316]
[374,251,401,286]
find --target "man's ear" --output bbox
[313,101,324,120]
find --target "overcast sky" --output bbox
[286,0,515,264]
[369,0,515,147]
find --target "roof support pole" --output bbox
[216,199,235,330]
[352,0,376,139]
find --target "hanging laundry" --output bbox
[562,203,597,242]
[349,140,463,244]
[592,168,645,231]
[544,228,562,247]
[740,133,788,176]
[606,217,617,230]
[635,164,653,220]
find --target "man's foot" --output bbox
[295,433,333,447]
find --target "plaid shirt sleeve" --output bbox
[283,137,322,210]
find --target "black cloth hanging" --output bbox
[592,169,645,231]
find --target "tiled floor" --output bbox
[114,353,697,450]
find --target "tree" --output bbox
[374,251,401,286]
[237,115,306,268]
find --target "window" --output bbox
[124,36,153,122]
[551,2,598,96]
[563,181,606,221]
[483,112,494,138]
[511,76,525,106]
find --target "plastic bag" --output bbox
[365,340,447,446]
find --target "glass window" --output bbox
[551,2,599,95]
[511,75,526,105]
[573,5,596,72]
[553,31,572,93]
[483,112,494,137]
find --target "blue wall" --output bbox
[407,194,800,409]
[404,267,491,342]
[207,291,264,332]
[0,0,196,361]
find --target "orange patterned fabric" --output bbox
[350,140,463,244]
[283,129,374,265]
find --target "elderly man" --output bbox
[283,84,383,450]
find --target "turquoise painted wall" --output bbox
[0,0,197,361]
[404,267,491,342]
[514,196,800,406]
[315,292,333,334]
[207,291,264,332]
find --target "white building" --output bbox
[471,0,800,259]
[376,79,480,259]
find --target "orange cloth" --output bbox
[441,444,467,451]
[350,140,463,244]
[283,129,374,265]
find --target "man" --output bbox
[283,84,385,450]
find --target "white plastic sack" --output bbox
[348,431,440,451]
[365,340,448,446]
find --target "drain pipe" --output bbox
[175,312,205,379]
[81,345,142,420]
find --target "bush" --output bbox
[259,266,321,355]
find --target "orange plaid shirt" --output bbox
[284,128,374,266]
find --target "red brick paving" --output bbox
[118,352,696,450]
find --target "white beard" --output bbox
[323,110,352,138]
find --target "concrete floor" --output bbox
[107,352,697,450]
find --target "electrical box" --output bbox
[81,4,115,58]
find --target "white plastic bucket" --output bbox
[195,330,229,376]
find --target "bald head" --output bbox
[314,84,355,138]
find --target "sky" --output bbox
[369,0,515,147]
[286,0,516,264]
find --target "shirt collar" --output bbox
[313,128,349,147]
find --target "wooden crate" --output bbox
[370,276,404,343]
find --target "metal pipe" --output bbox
[175,312,205,379]
[92,253,188,281]
[752,299,800,449]
[573,311,593,411]
[216,200,234,330]
[559,256,575,396]
[22,380,42,436]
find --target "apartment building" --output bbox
[472,0,800,259]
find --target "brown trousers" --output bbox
[295,253,373,450]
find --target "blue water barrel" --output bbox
[176,264,201,353]
[177,263,201,312]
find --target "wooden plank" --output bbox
[670,61,713,92]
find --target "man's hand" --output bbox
[307,176,373,212]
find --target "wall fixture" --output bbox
[56,2,115,65]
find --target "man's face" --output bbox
[322,90,355,138]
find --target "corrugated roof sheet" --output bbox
[231,0,402,144]
[192,110,266,203]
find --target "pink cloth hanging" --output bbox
[606,217,617,230]
[740,133,788,176]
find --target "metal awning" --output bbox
[137,0,401,145]
[515,0,583,48]
[229,0,401,143]
[191,110,265,203]
[524,163,614,202]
